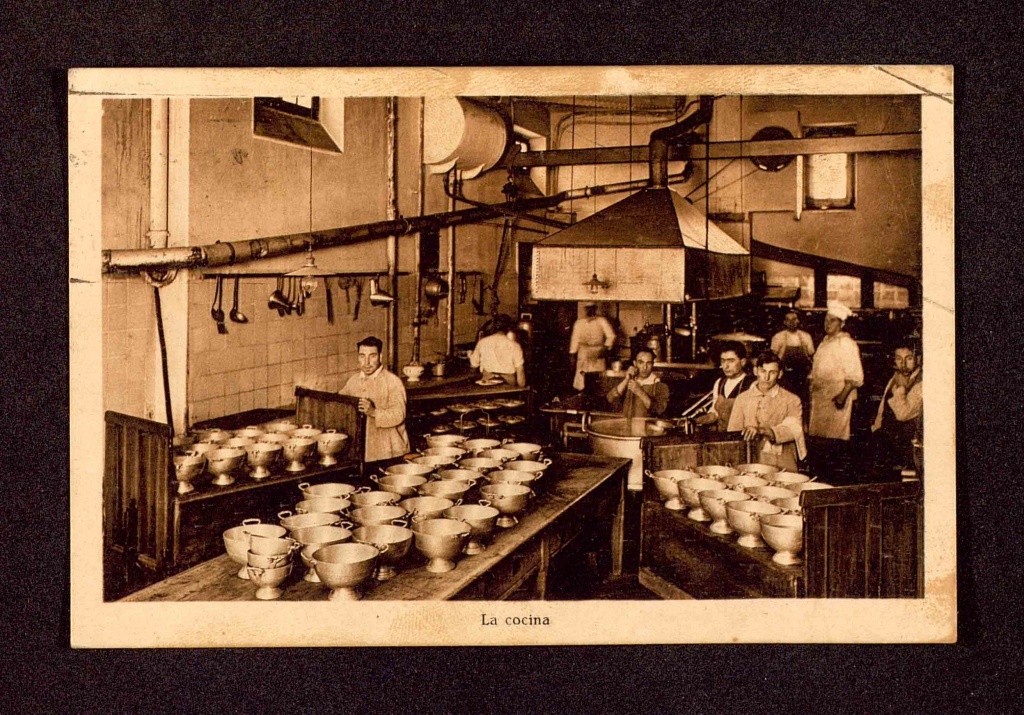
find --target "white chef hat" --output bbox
[826,300,853,321]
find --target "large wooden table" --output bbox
[122,453,630,602]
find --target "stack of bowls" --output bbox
[726,500,783,548]
[291,524,354,582]
[308,542,384,600]
[352,524,414,581]
[316,430,350,466]
[444,501,501,554]
[759,513,804,565]
[206,447,247,486]
[677,477,727,522]
[411,518,472,573]
[698,488,751,535]
[223,518,287,578]
[245,531,300,600]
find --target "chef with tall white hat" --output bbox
[808,301,864,443]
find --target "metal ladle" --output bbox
[230,277,248,323]
[211,276,228,334]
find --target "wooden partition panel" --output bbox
[294,387,366,466]
[801,481,923,598]
[104,411,173,595]
[643,432,752,473]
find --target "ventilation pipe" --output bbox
[648,96,714,188]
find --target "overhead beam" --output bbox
[750,239,920,292]
[512,132,921,167]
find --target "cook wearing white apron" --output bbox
[568,304,616,391]
[808,303,864,441]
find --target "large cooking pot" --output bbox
[586,416,667,491]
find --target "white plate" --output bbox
[475,378,505,386]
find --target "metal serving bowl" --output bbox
[736,463,780,477]
[309,542,382,600]
[261,420,298,435]
[298,482,363,499]
[677,478,726,522]
[411,518,472,573]
[196,428,232,443]
[726,500,783,548]
[292,524,354,582]
[770,471,813,489]
[400,496,456,521]
[722,473,771,492]
[478,483,532,528]
[501,442,543,461]
[206,447,247,486]
[746,485,799,503]
[477,448,521,463]
[698,489,751,535]
[257,432,290,446]
[771,496,802,514]
[353,524,414,581]
[423,433,466,450]
[435,468,483,482]
[277,510,345,533]
[503,459,552,475]
[443,502,501,554]
[316,430,350,466]
[291,425,324,441]
[348,505,408,527]
[173,452,206,495]
[382,463,435,478]
[457,457,505,473]
[234,426,266,440]
[417,479,476,501]
[485,470,541,489]
[759,513,805,565]
[282,436,317,472]
[224,436,255,450]
[245,441,282,480]
[294,496,352,515]
[420,446,468,460]
[696,465,740,479]
[246,562,293,600]
[647,469,701,511]
[371,473,428,497]
[412,454,459,469]
[223,519,288,578]
[349,490,402,508]
[462,438,502,453]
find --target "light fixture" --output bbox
[583,273,611,294]
[286,245,323,297]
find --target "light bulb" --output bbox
[300,276,318,297]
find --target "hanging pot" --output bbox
[423,275,449,300]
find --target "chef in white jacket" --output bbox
[568,302,617,391]
[339,336,410,463]
[808,301,864,442]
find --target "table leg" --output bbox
[535,537,550,600]
[611,478,625,576]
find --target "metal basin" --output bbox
[349,490,402,508]
[372,473,428,497]
[298,482,362,499]
[759,513,804,565]
[444,503,500,554]
[382,463,435,478]
[502,442,543,460]
[411,518,472,573]
[726,500,782,548]
[352,524,413,580]
[277,510,342,532]
[478,483,532,528]
[349,505,408,527]
[698,488,751,535]
[309,542,382,600]
[418,479,476,501]
[294,496,352,515]
[423,433,466,449]
[400,496,456,521]
[677,478,725,522]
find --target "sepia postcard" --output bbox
[69,65,955,646]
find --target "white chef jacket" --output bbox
[569,316,616,390]
[470,332,524,377]
[808,331,863,440]
[339,365,410,462]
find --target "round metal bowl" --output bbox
[417,479,476,501]
[349,490,402,508]
[400,496,456,521]
[696,465,740,479]
[726,500,783,548]
[294,496,352,515]
[309,542,381,600]
[411,518,472,573]
[348,505,408,527]
[423,433,466,450]
[420,445,468,460]
[457,457,505,473]
[382,463,435,478]
[372,473,428,497]
[462,438,502,453]
[277,510,342,532]
[298,482,362,499]
[736,463,780,477]
[698,489,751,535]
[502,442,543,460]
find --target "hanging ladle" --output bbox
[211,276,228,334]
[230,277,248,323]
[269,276,289,316]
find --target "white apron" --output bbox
[574,345,606,391]
[808,333,862,441]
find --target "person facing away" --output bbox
[606,349,670,419]
[770,310,815,397]
[693,341,756,431]
[568,302,616,391]
[870,340,923,475]
[469,314,526,387]
[808,301,864,442]
[728,350,806,472]
[339,336,410,463]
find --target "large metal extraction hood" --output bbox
[530,96,750,303]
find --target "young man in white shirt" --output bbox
[339,336,410,464]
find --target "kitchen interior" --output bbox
[99,91,924,603]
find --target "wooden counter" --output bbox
[122,453,630,602]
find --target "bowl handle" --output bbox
[295,507,308,514]
[452,498,463,507]
[644,470,654,478]
[478,499,492,507]
[288,539,302,553]
[391,519,408,528]
[376,543,390,555]
[354,486,370,494]
[297,482,310,491]
[370,475,382,484]
[301,424,314,429]
[410,513,425,523]
[542,458,552,465]
[526,489,536,500]
[324,429,337,434]
[247,566,264,578]
[337,520,354,530]
[278,510,293,519]
[465,479,477,488]
[242,518,261,526]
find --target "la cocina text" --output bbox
[481,613,551,626]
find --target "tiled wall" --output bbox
[103,275,159,418]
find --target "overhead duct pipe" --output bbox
[103,171,694,276]
[648,95,714,188]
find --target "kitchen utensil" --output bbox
[223,519,288,578]
[771,496,802,514]
[411,518,472,573]
[436,468,485,482]
[726,500,783,548]
[258,432,289,446]
[444,502,500,554]
[696,465,740,479]
[722,473,771,492]
[262,420,297,435]
[462,437,501,453]
[352,280,363,320]
[759,513,804,565]
[298,481,364,500]
[646,469,700,511]
[353,524,413,581]
[277,510,346,533]
[249,534,300,557]
[295,496,352,515]
[736,463,780,478]
[292,524,354,582]
[246,562,293,600]
[699,489,751,535]
[745,485,799,503]
[478,483,532,528]
[317,430,349,466]
[309,542,383,600]
[206,447,246,486]
[485,470,540,489]
[477,448,520,463]
[457,457,504,473]
[368,277,395,306]
[211,277,228,334]
[198,428,234,444]
[173,453,205,495]
[502,459,552,475]
[349,490,402,508]
[417,479,475,501]
[269,277,289,316]
[677,478,724,522]
[381,462,435,478]
[325,281,334,324]
[421,445,467,460]
[423,433,466,450]
[282,436,317,472]
[348,505,408,527]
[291,425,323,441]
[770,472,813,489]
[400,496,458,522]
[245,441,281,480]
[412,454,459,469]
[371,473,428,497]
[246,550,292,569]
[234,426,265,440]
[229,277,248,323]
[501,442,543,461]
[223,436,255,450]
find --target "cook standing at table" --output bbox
[808,301,864,442]
[568,302,617,391]
[339,336,410,463]
[728,350,806,471]
[470,314,526,387]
